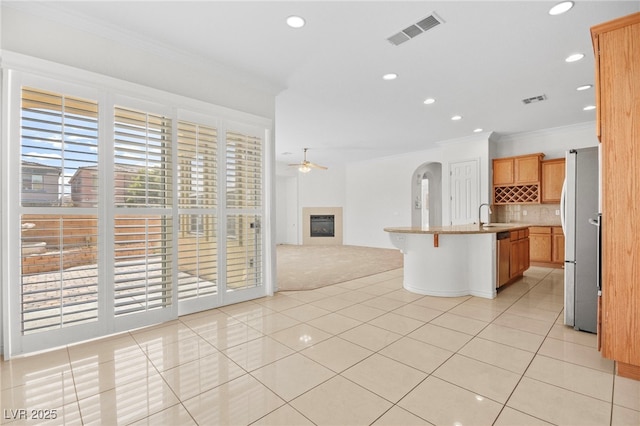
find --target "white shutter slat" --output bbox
[225,128,262,291]
[20,86,100,335]
[177,120,218,301]
[113,105,173,317]
[20,215,99,334]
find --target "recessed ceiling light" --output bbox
[451,115,462,121]
[565,53,584,63]
[382,73,398,81]
[473,128,483,133]
[583,105,596,111]
[549,1,574,16]
[423,98,436,105]
[577,84,593,91]
[286,15,305,28]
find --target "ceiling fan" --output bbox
[288,148,328,173]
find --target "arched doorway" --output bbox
[411,162,442,228]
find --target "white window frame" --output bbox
[1,53,273,359]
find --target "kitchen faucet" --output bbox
[478,203,492,226]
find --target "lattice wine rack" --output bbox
[494,185,540,204]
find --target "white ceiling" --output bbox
[9,1,640,169]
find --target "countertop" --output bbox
[383,223,531,235]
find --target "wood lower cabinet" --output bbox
[509,229,530,279]
[592,12,640,379]
[551,228,565,264]
[529,226,564,267]
[529,227,552,263]
[496,229,530,288]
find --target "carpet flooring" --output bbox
[276,244,403,291]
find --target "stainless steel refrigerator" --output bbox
[561,147,600,333]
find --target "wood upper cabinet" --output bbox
[493,153,543,186]
[493,158,515,185]
[493,153,544,204]
[515,155,541,184]
[591,12,640,377]
[541,159,566,203]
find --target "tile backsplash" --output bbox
[493,204,562,226]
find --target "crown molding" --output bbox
[495,121,596,143]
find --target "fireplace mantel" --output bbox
[302,207,343,245]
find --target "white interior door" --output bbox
[450,159,479,225]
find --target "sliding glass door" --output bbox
[4,70,269,357]
[224,128,265,304]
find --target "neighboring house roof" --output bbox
[21,160,62,173]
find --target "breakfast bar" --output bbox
[384,224,529,299]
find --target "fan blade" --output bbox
[288,163,304,167]
[307,162,328,170]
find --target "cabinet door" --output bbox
[552,227,565,263]
[542,159,566,203]
[530,233,552,262]
[493,158,514,185]
[515,155,541,184]
[552,234,565,263]
[522,237,530,273]
[509,242,519,279]
[592,12,640,366]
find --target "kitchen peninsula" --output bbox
[385,224,530,299]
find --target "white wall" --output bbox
[283,124,599,250]
[0,6,277,119]
[275,175,298,245]
[494,122,598,160]
[275,164,347,245]
[344,133,493,249]
[1,4,278,355]
[345,152,432,248]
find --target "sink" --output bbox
[481,223,518,228]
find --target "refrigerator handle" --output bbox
[590,214,602,294]
[560,179,567,233]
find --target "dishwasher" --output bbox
[496,231,511,288]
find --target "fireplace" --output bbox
[310,215,335,237]
[302,207,343,245]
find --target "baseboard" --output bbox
[617,361,640,381]
[530,261,564,269]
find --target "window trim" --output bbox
[1,54,274,358]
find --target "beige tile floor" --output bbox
[2,266,640,425]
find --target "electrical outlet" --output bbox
[555,210,560,215]
[522,210,527,216]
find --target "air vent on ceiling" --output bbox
[522,94,548,105]
[387,12,444,46]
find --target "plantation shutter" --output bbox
[177,121,218,300]
[19,87,100,334]
[225,131,263,290]
[113,106,173,316]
